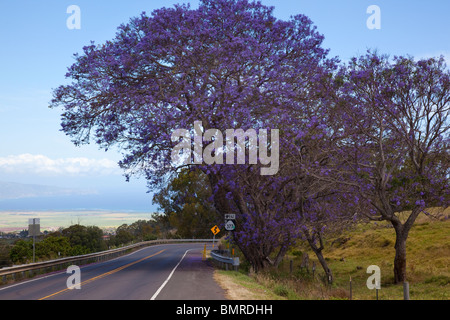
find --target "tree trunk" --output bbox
[240,244,288,273]
[393,226,407,284]
[392,207,421,284]
[314,247,333,284]
[305,230,333,284]
[249,254,272,273]
[265,244,289,269]
[236,241,270,273]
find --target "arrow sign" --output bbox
[211,225,220,235]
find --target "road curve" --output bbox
[0,243,226,300]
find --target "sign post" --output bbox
[28,218,40,263]
[224,214,236,257]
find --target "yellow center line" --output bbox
[39,249,166,300]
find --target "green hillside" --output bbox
[319,214,449,300]
[216,210,450,300]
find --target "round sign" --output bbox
[225,220,235,231]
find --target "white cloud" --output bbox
[0,154,121,176]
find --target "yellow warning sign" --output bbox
[211,225,220,235]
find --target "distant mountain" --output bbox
[0,181,96,200]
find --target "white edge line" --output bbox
[150,249,193,300]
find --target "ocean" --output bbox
[0,191,159,232]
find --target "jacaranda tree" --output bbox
[50,0,338,271]
[328,52,449,283]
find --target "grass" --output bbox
[320,211,450,300]
[215,209,450,300]
[214,269,285,300]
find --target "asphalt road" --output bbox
[0,243,226,300]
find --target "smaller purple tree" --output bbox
[282,110,361,284]
[331,52,449,283]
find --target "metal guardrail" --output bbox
[0,239,214,284]
[210,249,239,271]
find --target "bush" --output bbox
[273,284,289,297]
[9,239,32,264]
[144,234,157,241]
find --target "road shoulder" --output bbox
[213,269,279,300]
[154,248,227,300]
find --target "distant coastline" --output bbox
[0,209,157,233]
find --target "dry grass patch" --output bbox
[214,270,281,300]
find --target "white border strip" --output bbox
[150,249,192,300]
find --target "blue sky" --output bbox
[0,0,449,211]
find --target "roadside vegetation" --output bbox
[215,211,449,300]
[1,218,170,267]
